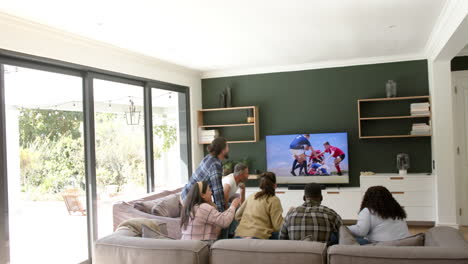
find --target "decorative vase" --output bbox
[396,153,410,175]
[225,86,232,107]
[386,80,397,98]
[218,92,226,108]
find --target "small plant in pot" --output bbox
[222,157,251,176]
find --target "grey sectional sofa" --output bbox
[94,226,468,264]
[112,188,183,239]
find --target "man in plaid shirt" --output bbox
[280,183,342,243]
[181,137,229,212]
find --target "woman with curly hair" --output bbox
[348,186,410,244]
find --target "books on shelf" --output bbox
[410,102,430,116]
[410,123,431,135]
[199,129,219,143]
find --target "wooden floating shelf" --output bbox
[199,123,255,128]
[360,115,431,120]
[198,106,259,144]
[358,95,430,102]
[359,134,431,139]
[358,95,431,139]
[199,106,255,112]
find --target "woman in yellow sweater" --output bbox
[234,172,284,239]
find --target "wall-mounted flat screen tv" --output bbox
[266,132,349,184]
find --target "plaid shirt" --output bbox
[181,155,225,212]
[280,200,342,242]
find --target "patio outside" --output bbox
[4,65,185,264]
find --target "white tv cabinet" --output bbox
[245,173,434,224]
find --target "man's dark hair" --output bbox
[323,141,330,145]
[304,183,322,199]
[207,137,227,156]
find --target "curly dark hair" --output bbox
[360,186,407,220]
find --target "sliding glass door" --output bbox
[0,52,191,264]
[93,78,147,239]
[151,87,190,190]
[3,65,88,264]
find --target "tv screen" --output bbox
[266,132,349,184]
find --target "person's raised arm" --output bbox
[240,184,246,203]
[206,198,241,228]
[210,163,225,212]
[223,183,231,210]
[347,208,371,237]
[235,198,247,221]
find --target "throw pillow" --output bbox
[339,225,359,245]
[133,202,150,213]
[150,193,181,217]
[141,224,173,240]
[368,233,425,247]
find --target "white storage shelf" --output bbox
[244,173,435,222]
[360,174,435,222]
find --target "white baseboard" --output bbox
[435,222,460,229]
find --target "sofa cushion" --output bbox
[328,245,468,264]
[141,224,172,240]
[117,218,167,237]
[134,201,151,214]
[339,226,359,245]
[150,193,181,217]
[211,239,327,264]
[367,233,424,247]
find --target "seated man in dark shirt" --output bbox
[280,183,342,244]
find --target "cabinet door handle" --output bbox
[327,192,340,194]
[390,177,404,180]
[275,191,285,194]
[391,192,405,195]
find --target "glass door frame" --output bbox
[0,49,192,263]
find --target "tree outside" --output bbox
[18,108,177,201]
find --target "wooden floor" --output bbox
[409,225,468,240]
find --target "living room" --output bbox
[0,1,468,264]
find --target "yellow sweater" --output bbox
[234,193,284,239]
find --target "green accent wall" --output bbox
[452,56,468,71]
[202,60,432,187]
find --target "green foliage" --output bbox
[19,108,82,148]
[153,124,177,160]
[222,157,251,176]
[20,136,85,197]
[18,108,178,198]
[94,113,146,192]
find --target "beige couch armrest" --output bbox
[424,226,468,248]
[94,235,209,264]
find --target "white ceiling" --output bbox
[458,44,468,57]
[0,0,447,74]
